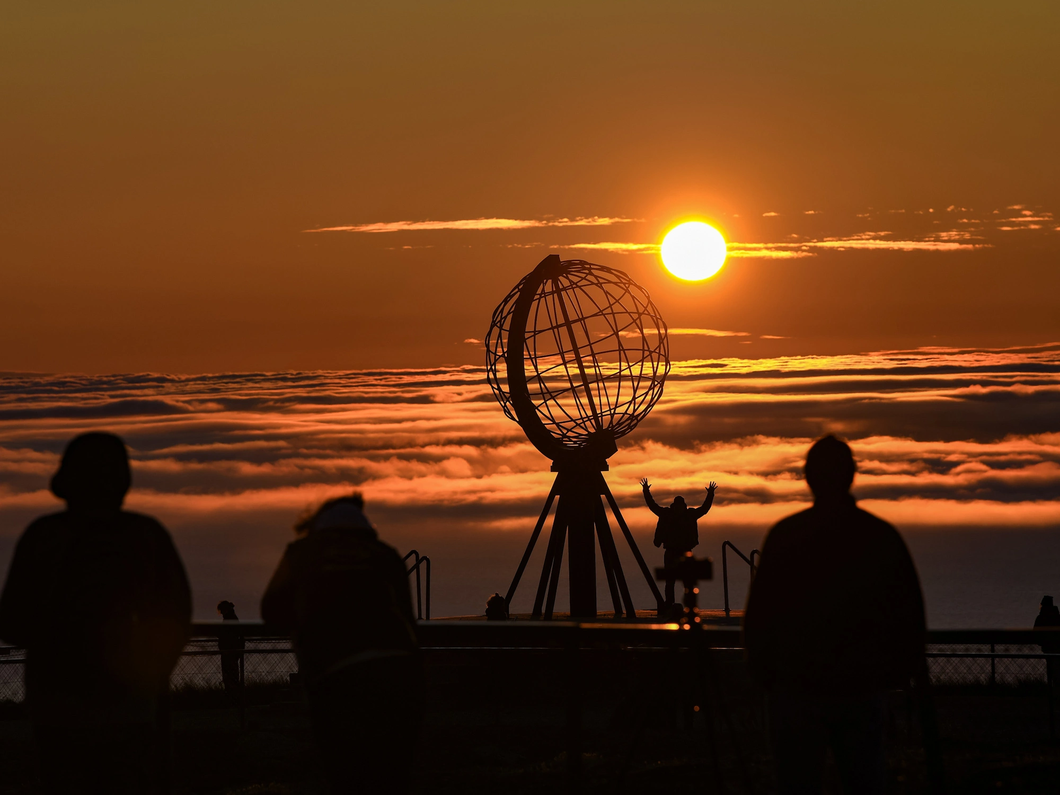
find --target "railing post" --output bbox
[423,557,432,620]
[722,542,730,618]
[990,643,996,688]
[1047,654,1055,741]
[239,648,246,730]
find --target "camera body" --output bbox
[654,552,713,587]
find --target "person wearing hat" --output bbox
[216,600,245,696]
[1034,595,1060,691]
[261,493,421,795]
[0,432,191,794]
[743,435,925,795]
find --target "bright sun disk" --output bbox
[661,221,727,280]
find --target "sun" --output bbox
[660,221,727,281]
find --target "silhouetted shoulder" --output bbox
[759,507,816,549]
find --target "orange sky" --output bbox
[3,3,1058,373]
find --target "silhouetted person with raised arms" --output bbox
[261,493,421,795]
[0,432,191,795]
[216,600,244,697]
[743,435,925,795]
[641,477,717,609]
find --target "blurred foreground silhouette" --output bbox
[0,432,191,794]
[261,493,422,795]
[744,435,927,795]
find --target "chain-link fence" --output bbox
[0,634,1055,707]
[927,643,1052,686]
[170,637,297,691]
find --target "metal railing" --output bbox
[403,549,432,620]
[721,540,759,618]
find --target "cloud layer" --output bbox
[2,343,1058,620]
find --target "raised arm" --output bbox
[692,482,717,519]
[640,478,664,516]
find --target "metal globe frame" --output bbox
[486,255,670,618]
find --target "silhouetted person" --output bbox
[0,432,191,795]
[485,593,508,620]
[641,477,717,608]
[1035,595,1060,690]
[743,435,925,795]
[261,494,421,795]
[216,600,244,696]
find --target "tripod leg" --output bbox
[506,476,560,607]
[533,497,567,618]
[594,498,624,618]
[544,517,567,620]
[601,479,665,609]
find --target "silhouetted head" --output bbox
[485,593,508,620]
[296,492,372,535]
[217,600,238,620]
[1043,595,1055,609]
[804,435,856,502]
[50,432,131,511]
[671,496,687,510]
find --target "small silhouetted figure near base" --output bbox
[0,433,192,795]
[642,477,716,609]
[1035,595,1060,691]
[261,494,421,795]
[217,601,244,697]
[743,436,925,795]
[486,593,508,620]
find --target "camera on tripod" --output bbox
[655,551,713,621]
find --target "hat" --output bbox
[313,500,375,531]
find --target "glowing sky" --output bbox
[2,3,1058,372]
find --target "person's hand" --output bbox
[707,481,718,493]
[639,477,650,489]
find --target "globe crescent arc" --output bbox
[503,255,569,461]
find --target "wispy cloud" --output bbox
[619,328,750,338]
[304,216,636,233]
[557,242,659,254]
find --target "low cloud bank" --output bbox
[2,343,1058,617]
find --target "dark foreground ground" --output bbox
[1,647,1058,794]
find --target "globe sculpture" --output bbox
[486,255,670,618]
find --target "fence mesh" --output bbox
[0,639,1053,706]
[927,644,1049,686]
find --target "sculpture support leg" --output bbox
[544,517,567,620]
[506,476,559,608]
[601,478,665,610]
[565,476,598,619]
[595,498,624,617]
[595,498,636,618]
[533,498,567,618]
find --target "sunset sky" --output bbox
[3,3,1058,372]
[2,4,1059,623]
